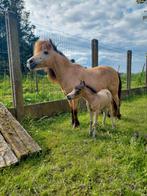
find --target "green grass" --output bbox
[0,94,147,195]
[0,72,146,107]
[0,74,65,107]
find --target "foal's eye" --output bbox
[44,51,49,55]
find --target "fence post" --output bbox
[5,11,24,120]
[91,39,98,67]
[127,50,132,91]
[145,53,147,87]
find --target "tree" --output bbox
[0,0,38,73]
[136,0,146,3]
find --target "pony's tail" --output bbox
[118,72,122,105]
[111,73,122,119]
[117,72,122,119]
[112,98,118,117]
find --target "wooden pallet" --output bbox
[0,103,41,168]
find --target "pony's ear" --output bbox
[41,40,52,51]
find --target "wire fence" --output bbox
[99,42,146,89]
[21,27,91,106]
[0,13,147,108]
[0,13,13,107]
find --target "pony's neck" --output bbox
[52,53,71,83]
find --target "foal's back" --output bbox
[96,89,112,109]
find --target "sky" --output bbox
[24,0,147,72]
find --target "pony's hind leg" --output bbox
[112,94,121,119]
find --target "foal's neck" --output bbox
[82,88,98,105]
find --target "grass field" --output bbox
[0,94,147,195]
[0,71,146,107]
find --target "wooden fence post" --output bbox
[5,11,24,120]
[145,53,147,87]
[127,50,132,91]
[91,39,98,67]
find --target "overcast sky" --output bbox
[24,0,147,72]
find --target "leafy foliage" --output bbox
[0,0,38,72]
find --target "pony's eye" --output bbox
[44,51,49,55]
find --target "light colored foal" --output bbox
[67,81,115,137]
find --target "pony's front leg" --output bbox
[93,112,98,138]
[68,99,80,128]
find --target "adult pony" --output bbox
[27,39,121,127]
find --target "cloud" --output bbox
[24,0,147,72]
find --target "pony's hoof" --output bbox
[117,114,121,119]
[73,121,80,128]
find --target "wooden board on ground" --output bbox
[0,133,18,168]
[0,103,41,168]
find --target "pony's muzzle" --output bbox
[27,58,37,70]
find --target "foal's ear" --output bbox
[80,80,86,86]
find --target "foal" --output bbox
[67,81,115,137]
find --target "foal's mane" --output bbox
[85,84,97,94]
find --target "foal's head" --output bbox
[67,81,97,100]
[67,81,86,100]
[27,39,65,70]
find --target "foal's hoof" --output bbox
[89,130,93,137]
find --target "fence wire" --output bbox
[0,13,12,107]
[21,27,91,105]
[0,16,146,107]
[99,42,146,89]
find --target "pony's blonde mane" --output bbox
[34,39,66,58]
[34,40,51,54]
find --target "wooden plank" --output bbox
[0,133,18,168]
[0,103,41,159]
[5,11,24,121]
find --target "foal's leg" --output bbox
[89,109,93,136]
[93,112,98,138]
[109,106,115,129]
[102,111,107,126]
[69,99,80,128]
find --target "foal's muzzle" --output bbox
[67,95,72,100]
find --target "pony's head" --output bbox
[27,39,65,70]
[67,81,85,100]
